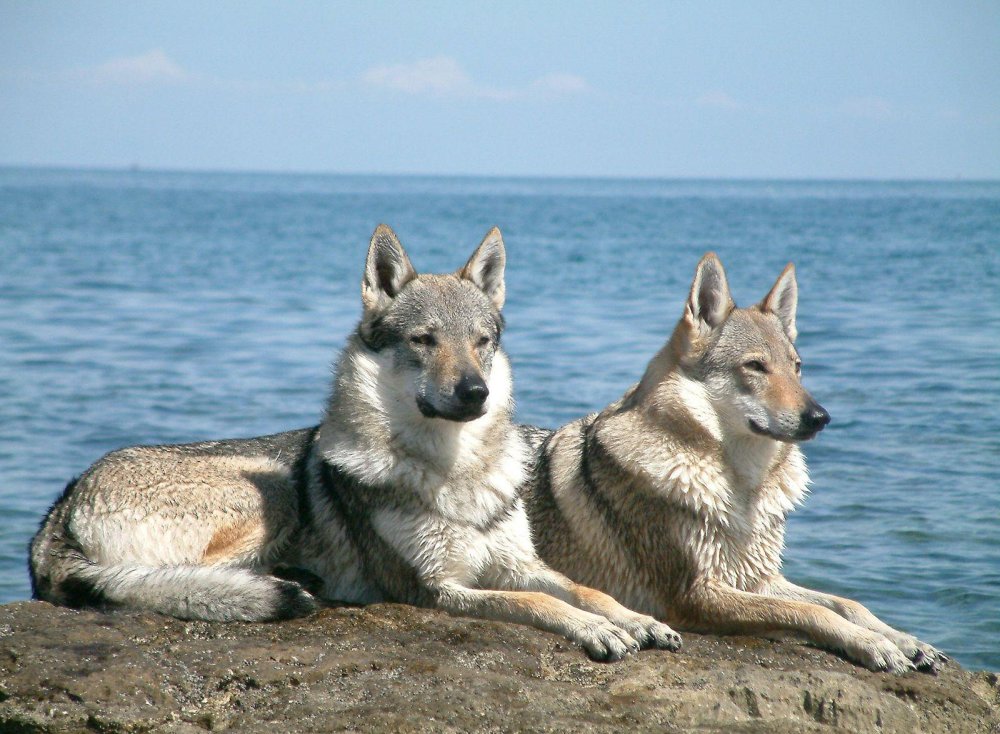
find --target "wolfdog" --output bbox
[524,253,945,673]
[30,225,680,661]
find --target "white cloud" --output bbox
[7,51,582,101]
[361,57,588,101]
[0,50,189,87]
[695,91,742,111]
[362,56,474,96]
[85,49,188,86]
[9,50,342,94]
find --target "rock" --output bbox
[0,600,996,733]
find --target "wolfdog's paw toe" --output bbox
[911,642,948,674]
[911,648,941,675]
[576,621,639,663]
[892,634,947,673]
[863,638,917,675]
[617,616,682,651]
[270,579,318,620]
[648,622,683,652]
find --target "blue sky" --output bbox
[1,1,998,178]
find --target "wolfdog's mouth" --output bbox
[792,427,823,442]
[416,396,486,423]
[748,418,773,437]
[749,418,820,443]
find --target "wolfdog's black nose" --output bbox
[801,403,831,433]
[455,374,489,406]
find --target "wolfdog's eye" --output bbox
[477,335,492,348]
[410,334,437,347]
[744,359,768,373]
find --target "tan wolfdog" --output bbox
[523,253,945,673]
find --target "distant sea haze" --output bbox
[0,168,997,670]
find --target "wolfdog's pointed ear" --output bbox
[458,227,506,310]
[362,224,417,312]
[685,252,734,335]
[759,263,798,342]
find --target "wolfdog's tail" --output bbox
[29,482,316,622]
[40,557,317,621]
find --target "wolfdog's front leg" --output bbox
[759,576,946,671]
[681,582,919,674]
[431,582,640,662]
[508,565,682,651]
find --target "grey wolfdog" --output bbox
[30,225,680,662]
[523,253,946,674]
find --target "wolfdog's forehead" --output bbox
[716,308,792,355]
[386,274,497,329]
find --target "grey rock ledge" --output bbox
[1,600,997,733]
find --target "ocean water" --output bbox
[0,168,997,670]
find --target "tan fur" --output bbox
[202,521,265,565]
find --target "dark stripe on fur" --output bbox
[292,427,320,530]
[578,420,631,536]
[317,461,434,607]
[525,431,559,522]
[582,418,699,596]
[477,495,520,534]
[521,428,586,567]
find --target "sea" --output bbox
[0,167,997,670]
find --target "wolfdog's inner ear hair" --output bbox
[362,224,417,310]
[760,262,798,342]
[459,226,506,310]
[687,252,734,330]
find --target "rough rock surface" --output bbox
[0,600,996,733]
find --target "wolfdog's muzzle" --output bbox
[795,400,831,440]
[416,373,490,422]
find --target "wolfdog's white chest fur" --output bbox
[367,432,531,586]
[640,432,809,590]
[306,347,534,594]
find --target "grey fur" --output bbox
[30,225,680,662]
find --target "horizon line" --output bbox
[0,162,994,185]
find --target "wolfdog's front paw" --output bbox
[892,633,948,674]
[612,614,683,652]
[573,618,640,662]
[857,636,918,675]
